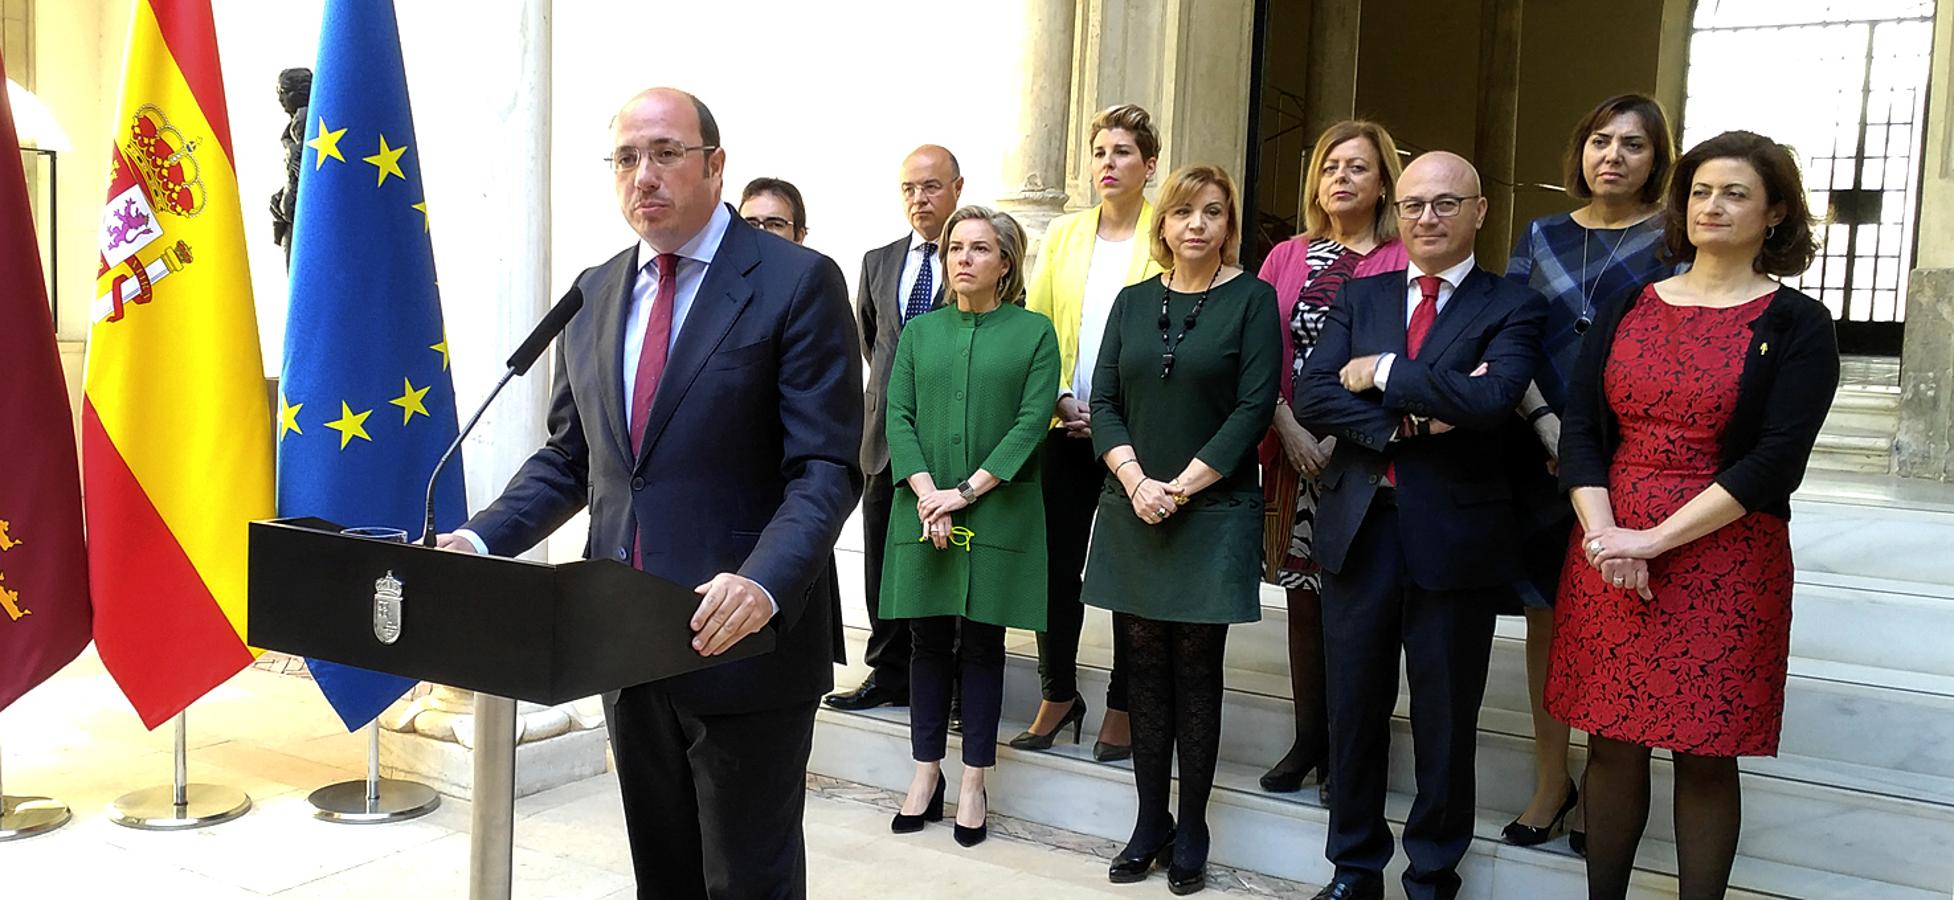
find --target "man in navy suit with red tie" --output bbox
[441,88,862,899]
[1295,152,1547,900]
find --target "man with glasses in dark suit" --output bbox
[443,87,861,898]
[1295,152,1547,900]
[826,145,963,713]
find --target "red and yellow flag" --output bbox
[85,0,273,728]
[0,48,91,714]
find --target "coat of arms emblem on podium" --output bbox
[372,571,403,645]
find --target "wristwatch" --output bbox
[956,480,977,503]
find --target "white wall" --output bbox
[187,0,1034,377]
[547,2,1030,298]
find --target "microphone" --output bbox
[418,285,586,546]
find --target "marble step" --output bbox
[1809,427,1896,474]
[1822,385,1902,435]
[1055,606,1954,794]
[976,640,1954,895]
[1062,570,1954,700]
[811,697,1935,899]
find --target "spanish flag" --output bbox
[85,0,273,729]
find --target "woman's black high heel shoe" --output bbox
[1501,779,1578,847]
[1258,745,1326,793]
[1167,823,1209,894]
[1568,829,1587,856]
[1008,695,1087,750]
[890,773,945,834]
[1108,821,1175,883]
[953,787,988,847]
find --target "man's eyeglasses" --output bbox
[1393,195,1480,219]
[745,216,796,234]
[605,141,717,173]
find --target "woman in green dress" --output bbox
[881,206,1060,848]
[1084,166,1280,893]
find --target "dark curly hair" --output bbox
[1663,130,1819,277]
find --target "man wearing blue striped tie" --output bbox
[829,145,962,714]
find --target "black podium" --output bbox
[246,517,774,702]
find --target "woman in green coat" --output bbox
[1083,166,1280,893]
[882,206,1060,848]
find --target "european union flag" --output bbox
[278,0,464,731]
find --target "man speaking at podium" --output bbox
[440,87,863,898]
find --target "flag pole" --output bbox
[108,711,250,829]
[0,736,72,840]
[306,718,438,824]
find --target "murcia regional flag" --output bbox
[0,47,91,714]
[85,0,274,729]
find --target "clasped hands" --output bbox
[1127,476,1187,526]
[1581,525,1666,601]
[916,487,970,550]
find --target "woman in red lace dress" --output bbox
[1548,131,1839,900]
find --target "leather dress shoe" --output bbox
[1309,880,1383,900]
[824,677,906,711]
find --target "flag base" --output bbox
[0,795,71,840]
[307,778,440,824]
[108,784,250,830]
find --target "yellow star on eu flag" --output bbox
[279,393,304,440]
[412,200,430,232]
[307,117,347,170]
[363,135,408,187]
[390,378,432,425]
[430,336,450,370]
[324,401,374,450]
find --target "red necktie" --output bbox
[628,253,677,568]
[1407,274,1441,358]
[1387,275,1443,487]
[629,253,679,454]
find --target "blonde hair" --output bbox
[1087,104,1160,162]
[1150,165,1242,268]
[1299,120,1403,245]
[937,206,1029,306]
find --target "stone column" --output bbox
[1472,0,1523,267]
[997,0,1077,258]
[376,0,608,800]
[1302,0,1362,144]
[1895,0,1954,480]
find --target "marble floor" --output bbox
[0,650,1316,898]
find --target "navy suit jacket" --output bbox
[462,211,865,714]
[1294,266,1548,592]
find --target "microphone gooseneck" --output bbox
[419,286,586,546]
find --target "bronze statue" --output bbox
[270,67,311,268]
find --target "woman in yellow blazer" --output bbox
[1011,104,1166,760]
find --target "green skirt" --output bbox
[1080,489,1264,625]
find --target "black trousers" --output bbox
[860,467,909,690]
[1320,499,1497,900]
[604,686,818,900]
[910,616,1005,767]
[1035,430,1128,709]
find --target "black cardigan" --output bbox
[1557,283,1840,519]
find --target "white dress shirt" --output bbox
[1374,253,1477,390]
[622,202,732,418]
[1067,234,1136,401]
[896,231,940,323]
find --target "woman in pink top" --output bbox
[1253,120,1408,794]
